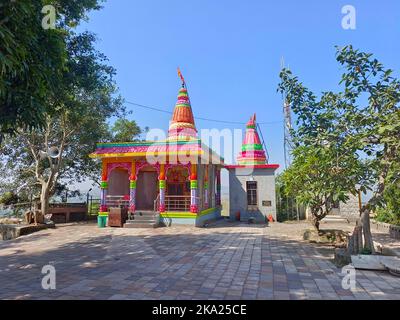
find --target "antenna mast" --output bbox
[281,57,294,169]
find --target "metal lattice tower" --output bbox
[281,57,294,169]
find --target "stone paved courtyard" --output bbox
[0,221,399,300]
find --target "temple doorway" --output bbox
[165,166,191,211]
[108,168,130,196]
[166,166,190,196]
[136,169,158,210]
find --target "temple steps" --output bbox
[123,211,160,228]
[124,222,159,228]
[321,215,350,224]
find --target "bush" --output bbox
[0,192,19,205]
[375,208,400,226]
[375,165,400,226]
[89,202,100,215]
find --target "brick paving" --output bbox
[0,221,399,300]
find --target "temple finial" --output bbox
[177,67,185,87]
[167,74,197,140]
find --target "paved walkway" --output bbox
[0,221,399,300]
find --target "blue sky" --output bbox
[77,0,399,192]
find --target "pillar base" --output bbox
[190,205,198,213]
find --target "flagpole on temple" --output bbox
[177,67,192,106]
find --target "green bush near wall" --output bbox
[375,171,400,226]
[375,208,400,226]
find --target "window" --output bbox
[246,181,258,206]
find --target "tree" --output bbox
[0,31,123,216]
[278,45,400,251]
[111,119,143,142]
[275,173,300,222]
[375,162,400,226]
[0,0,104,141]
[281,145,367,230]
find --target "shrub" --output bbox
[375,208,400,226]
[0,192,19,205]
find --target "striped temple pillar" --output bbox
[99,161,108,214]
[129,161,136,213]
[204,165,209,209]
[159,164,166,212]
[216,168,221,206]
[190,164,198,213]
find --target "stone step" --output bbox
[324,215,347,219]
[133,211,158,217]
[129,215,157,221]
[126,218,157,223]
[321,215,349,223]
[124,221,159,228]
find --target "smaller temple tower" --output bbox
[226,114,279,223]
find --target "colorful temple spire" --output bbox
[237,114,268,165]
[168,72,198,140]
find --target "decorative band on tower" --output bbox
[237,114,268,165]
[167,70,197,141]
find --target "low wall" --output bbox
[0,223,55,241]
[160,207,222,227]
[372,221,400,240]
[49,205,87,224]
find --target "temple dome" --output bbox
[168,85,197,140]
[237,114,268,165]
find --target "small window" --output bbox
[246,181,258,206]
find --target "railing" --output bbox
[165,196,192,212]
[104,195,201,212]
[153,194,160,212]
[106,195,129,208]
[1,202,89,218]
[0,202,32,218]
[87,198,100,215]
[50,202,86,208]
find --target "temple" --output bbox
[90,74,279,227]
[226,114,279,223]
[90,78,224,227]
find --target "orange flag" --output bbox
[177,67,185,84]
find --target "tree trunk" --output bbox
[310,208,320,231]
[361,208,375,253]
[40,183,50,216]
